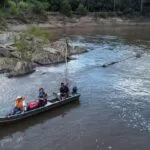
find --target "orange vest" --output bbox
[16,98,25,110]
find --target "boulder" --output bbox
[48,40,72,57]
[32,50,65,65]
[7,61,35,78]
[0,57,18,71]
[0,48,12,57]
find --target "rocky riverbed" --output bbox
[0,32,87,78]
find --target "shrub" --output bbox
[18,1,30,10]
[60,0,72,16]
[0,9,5,18]
[7,0,19,15]
[26,26,49,42]
[29,0,49,14]
[76,3,87,16]
[14,26,59,61]
[14,33,33,61]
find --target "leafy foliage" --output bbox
[14,26,49,61]
[76,3,87,16]
[26,26,49,42]
[60,0,72,16]
[29,0,49,14]
[0,0,149,17]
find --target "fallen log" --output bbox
[101,52,142,68]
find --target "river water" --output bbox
[0,26,150,150]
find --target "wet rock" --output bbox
[70,46,88,55]
[0,68,10,74]
[0,48,12,57]
[0,36,87,77]
[32,40,87,65]
[48,40,71,57]
[0,57,18,71]
[32,50,64,65]
[7,61,35,78]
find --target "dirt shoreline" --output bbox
[6,15,150,32]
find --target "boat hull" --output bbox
[0,94,80,125]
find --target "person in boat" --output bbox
[60,82,69,99]
[12,96,26,115]
[38,88,48,107]
[72,86,78,95]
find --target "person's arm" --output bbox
[23,101,27,111]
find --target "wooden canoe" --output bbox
[0,94,80,125]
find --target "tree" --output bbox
[140,0,144,13]
[76,3,87,15]
[60,0,72,16]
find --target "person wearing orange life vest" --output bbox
[12,96,26,115]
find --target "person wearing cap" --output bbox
[12,96,26,115]
[59,82,69,99]
[38,88,47,107]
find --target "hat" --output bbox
[17,96,22,99]
[16,96,25,100]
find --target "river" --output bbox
[0,26,150,150]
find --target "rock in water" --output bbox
[70,47,88,55]
[7,61,35,78]
[14,61,34,73]
[135,53,142,58]
[0,48,12,57]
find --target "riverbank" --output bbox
[5,13,150,32]
[0,13,150,78]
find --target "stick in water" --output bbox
[101,52,142,68]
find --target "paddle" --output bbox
[101,52,142,68]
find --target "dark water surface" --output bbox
[0,26,150,150]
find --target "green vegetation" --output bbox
[76,3,87,16]
[14,26,49,61]
[0,0,149,17]
[60,0,72,16]
[0,0,149,30]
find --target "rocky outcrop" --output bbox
[7,61,35,78]
[0,48,11,57]
[0,57,18,73]
[0,36,87,78]
[32,50,65,65]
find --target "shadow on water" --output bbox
[0,101,80,139]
